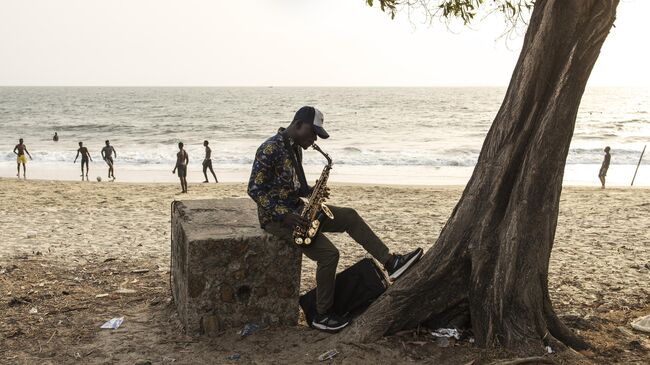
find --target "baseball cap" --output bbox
[293,106,329,139]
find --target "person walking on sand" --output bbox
[13,138,33,179]
[172,142,189,193]
[202,140,218,183]
[53,132,59,142]
[599,146,611,189]
[247,106,423,333]
[74,141,93,181]
[101,140,117,181]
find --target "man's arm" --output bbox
[101,148,106,160]
[74,149,80,163]
[25,147,32,159]
[247,143,293,223]
[13,145,18,155]
[183,151,189,165]
[112,147,116,158]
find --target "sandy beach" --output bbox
[1,178,649,364]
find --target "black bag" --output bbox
[299,258,388,326]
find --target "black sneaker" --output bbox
[385,248,423,280]
[311,312,351,333]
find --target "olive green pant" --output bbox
[264,205,391,315]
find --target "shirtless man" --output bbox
[202,140,218,183]
[13,138,33,179]
[598,146,611,189]
[172,142,189,193]
[101,140,117,181]
[74,141,93,181]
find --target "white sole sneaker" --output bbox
[389,248,423,280]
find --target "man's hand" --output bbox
[172,169,176,174]
[322,186,330,199]
[282,213,308,228]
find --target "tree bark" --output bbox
[342,0,619,353]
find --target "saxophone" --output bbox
[293,143,334,246]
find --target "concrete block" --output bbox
[171,198,302,335]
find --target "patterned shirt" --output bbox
[248,130,309,228]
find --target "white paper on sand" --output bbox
[631,314,650,333]
[100,317,124,329]
[431,328,460,339]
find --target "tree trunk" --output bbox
[343,0,619,353]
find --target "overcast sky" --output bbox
[0,0,648,87]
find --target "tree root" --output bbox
[489,356,554,365]
[544,299,590,351]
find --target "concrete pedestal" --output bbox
[171,198,302,335]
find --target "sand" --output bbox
[1,178,649,364]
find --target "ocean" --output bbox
[0,87,648,186]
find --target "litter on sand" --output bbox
[631,314,650,333]
[318,349,339,361]
[238,323,260,337]
[100,316,124,329]
[431,328,461,340]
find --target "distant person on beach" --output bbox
[13,138,33,179]
[53,132,59,142]
[247,106,423,333]
[172,142,189,193]
[599,146,611,189]
[74,141,93,181]
[202,140,218,183]
[101,140,117,181]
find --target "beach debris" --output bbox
[226,353,241,361]
[8,296,30,307]
[115,288,137,294]
[318,349,339,361]
[100,316,124,329]
[103,257,117,262]
[238,323,260,338]
[431,328,461,340]
[162,356,176,362]
[631,314,650,333]
[26,231,38,239]
[131,269,149,274]
[29,307,38,314]
[95,293,109,298]
[545,345,554,354]
[134,360,152,365]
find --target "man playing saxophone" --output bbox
[247,106,423,333]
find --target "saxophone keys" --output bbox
[311,220,319,229]
[307,228,317,237]
[304,237,311,245]
[295,237,303,245]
